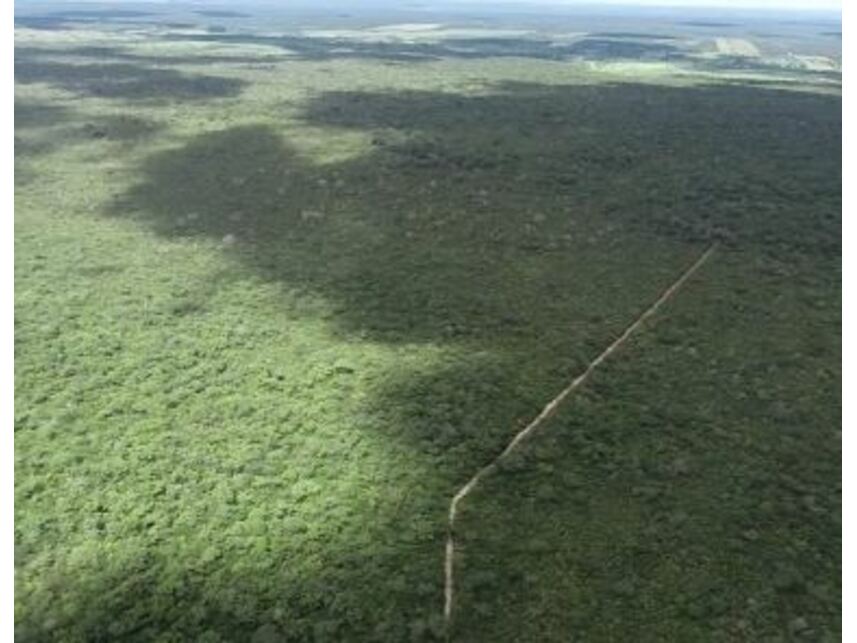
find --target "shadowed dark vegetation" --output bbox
[98,75,836,492]
[14,100,70,129]
[110,123,643,350]
[15,9,157,30]
[14,137,54,160]
[455,37,682,60]
[157,30,842,75]
[162,32,445,62]
[14,16,69,31]
[589,32,678,39]
[14,56,247,100]
[14,98,162,170]
[42,9,156,20]
[454,249,840,640]
[777,19,840,27]
[162,31,687,63]
[16,45,282,67]
[103,79,839,460]
[696,55,843,80]
[194,9,251,18]
[566,38,680,59]
[14,35,839,82]
[76,114,163,141]
[679,21,738,28]
[14,100,74,160]
[15,101,161,143]
[303,82,839,254]
[718,76,839,90]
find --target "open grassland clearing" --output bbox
[15,9,840,642]
[715,37,761,57]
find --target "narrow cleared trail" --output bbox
[443,243,717,629]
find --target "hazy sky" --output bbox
[466,0,841,10]
[17,0,843,13]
